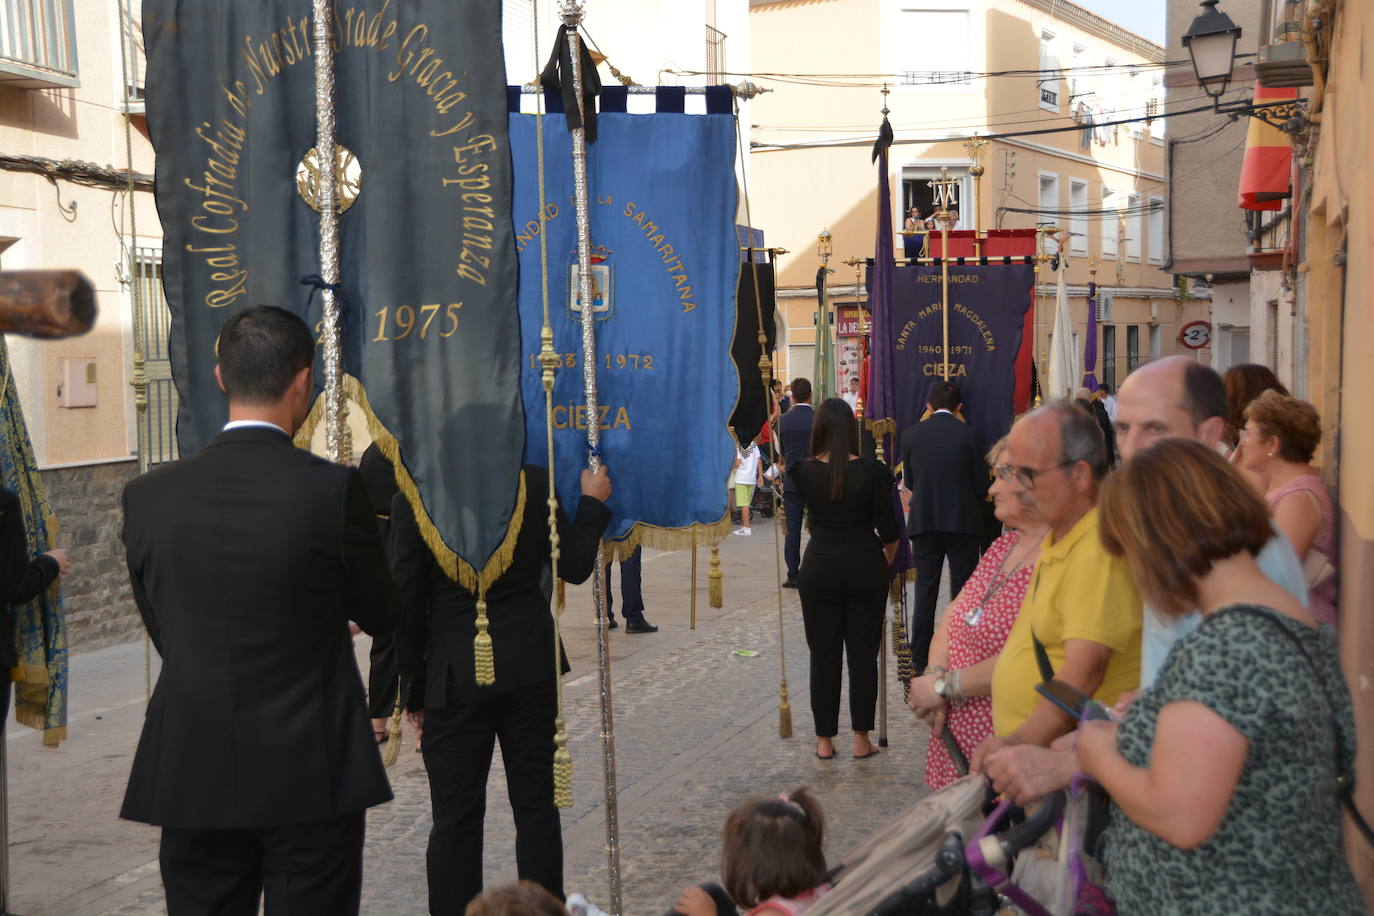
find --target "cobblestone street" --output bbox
[7,517,945,914]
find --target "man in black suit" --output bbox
[898,381,989,672]
[391,463,612,913]
[120,306,399,915]
[777,377,814,588]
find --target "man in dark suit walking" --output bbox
[898,381,989,672]
[777,377,814,588]
[391,463,612,912]
[120,306,399,915]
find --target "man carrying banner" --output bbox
[899,381,989,673]
[120,307,399,915]
[393,464,612,912]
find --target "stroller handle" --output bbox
[995,790,1067,860]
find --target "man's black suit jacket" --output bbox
[0,487,59,669]
[119,426,400,829]
[390,466,610,709]
[778,403,814,495]
[898,411,989,537]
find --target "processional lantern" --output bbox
[930,167,959,231]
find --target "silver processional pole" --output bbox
[560,2,625,912]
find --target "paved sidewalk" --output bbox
[6,516,947,914]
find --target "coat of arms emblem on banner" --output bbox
[567,245,614,321]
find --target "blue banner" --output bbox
[510,105,738,548]
[892,264,1034,452]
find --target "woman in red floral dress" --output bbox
[907,441,1049,790]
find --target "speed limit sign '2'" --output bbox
[1179,321,1211,350]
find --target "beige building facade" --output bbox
[0,2,156,468]
[1281,0,1374,899]
[749,0,1207,397]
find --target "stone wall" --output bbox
[40,459,141,649]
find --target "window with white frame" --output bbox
[1101,186,1119,259]
[1039,172,1060,253]
[0,0,79,86]
[1148,196,1164,263]
[899,9,972,87]
[1039,29,1060,110]
[1069,179,1088,255]
[1069,43,1087,102]
[1126,192,1143,261]
[1103,56,1119,138]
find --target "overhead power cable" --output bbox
[750,97,1300,151]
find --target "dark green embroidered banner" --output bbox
[144,0,524,587]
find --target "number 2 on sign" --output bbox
[373,303,461,341]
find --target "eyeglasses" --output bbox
[994,461,1075,490]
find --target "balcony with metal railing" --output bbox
[0,0,79,88]
[1256,0,1312,88]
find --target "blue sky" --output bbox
[1077,0,1167,45]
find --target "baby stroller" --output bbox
[808,776,1069,916]
[813,678,1119,915]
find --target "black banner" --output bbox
[728,261,777,446]
[144,0,524,587]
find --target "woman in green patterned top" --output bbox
[1080,439,1362,915]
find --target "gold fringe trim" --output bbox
[296,375,526,593]
[600,513,733,563]
[865,416,896,439]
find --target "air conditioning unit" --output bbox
[1095,291,1113,322]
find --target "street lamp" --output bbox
[1182,0,1242,101]
[1181,0,1308,132]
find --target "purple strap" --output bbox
[963,798,1056,916]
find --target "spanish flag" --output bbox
[1238,82,1297,211]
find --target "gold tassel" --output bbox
[778,678,793,739]
[553,715,573,808]
[382,687,404,768]
[890,580,914,702]
[555,577,566,611]
[708,545,723,608]
[474,590,495,686]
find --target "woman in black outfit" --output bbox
[788,398,900,760]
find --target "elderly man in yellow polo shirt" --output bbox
[970,403,1141,772]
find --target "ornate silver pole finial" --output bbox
[559,0,585,27]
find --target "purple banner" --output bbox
[892,264,1034,451]
[868,148,898,433]
[1083,281,1099,390]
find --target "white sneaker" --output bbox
[734,527,752,536]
